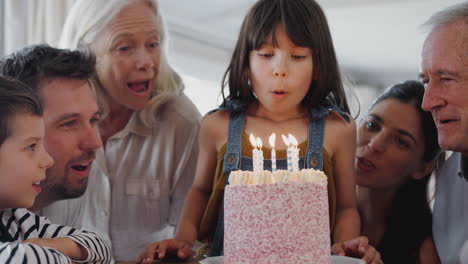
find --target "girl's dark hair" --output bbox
[0,76,42,147]
[370,80,441,263]
[221,0,349,113]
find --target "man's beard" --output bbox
[49,172,88,199]
[42,151,95,201]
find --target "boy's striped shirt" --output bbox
[0,208,112,263]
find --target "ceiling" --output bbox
[158,0,465,89]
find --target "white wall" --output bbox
[167,30,232,115]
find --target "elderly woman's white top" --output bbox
[39,93,201,261]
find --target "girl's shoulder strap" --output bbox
[306,101,350,170]
[223,110,246,174]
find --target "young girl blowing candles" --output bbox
[138,0,381,263]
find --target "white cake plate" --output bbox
[199,255,365,264]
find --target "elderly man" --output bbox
[420,3,468,264]
[0,44,105,237]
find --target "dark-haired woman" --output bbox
[354,81,441,263]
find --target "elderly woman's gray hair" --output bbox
[59,0,183,126]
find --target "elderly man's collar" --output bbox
[461,154,468,181]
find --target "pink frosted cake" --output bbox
[224,169,330,264]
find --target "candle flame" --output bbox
[281,134,290,146]
[249,133,257,148]
[256,137,263,149]
[288,134,298,147]
[269,133,276,148]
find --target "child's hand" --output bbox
[22,237,88,261]
[136,239,194,264]
[331,236,383,264]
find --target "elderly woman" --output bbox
[41,0,201,261]
[353,81,441,263]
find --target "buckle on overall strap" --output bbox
[223,152,239,174]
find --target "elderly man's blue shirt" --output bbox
[433,152,468,264]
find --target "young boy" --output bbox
[0,76,111,263]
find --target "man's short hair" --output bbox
[0,76,42,146]
[422,2,468,32]
[0,44,96,96]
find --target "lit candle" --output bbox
[281,134,292,172]
[249,134,258,172]
[249,134,264,172]
[288,134,299,171]
[269,133,277,171]
[256,137,264,172]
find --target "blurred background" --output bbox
[0,0,465,116]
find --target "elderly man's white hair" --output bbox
[422,1,468,32]
[59,0,183,127]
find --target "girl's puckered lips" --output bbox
[272,90,287,99]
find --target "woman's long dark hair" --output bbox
[370,80,441,263]
[221,0,349,113]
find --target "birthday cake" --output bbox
[224,169,331,264]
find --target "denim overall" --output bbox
[208,102,349,256]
